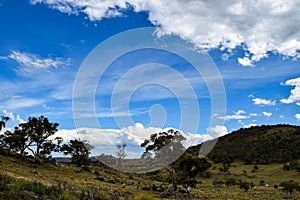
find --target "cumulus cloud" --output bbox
[2,110,26,127]
[3,110,15,121]
[54,124,168,158]
[262,111,272,117]
[30,0,300,65]
[238,57,253,67]
[249,95,276,106]
[244,123,258,128]
[2,51,71,76]
[53,123,227,158]
[280,77,300,106]
[3,111,26,124]
[252,98,276,106]
[295,114,300,122]
[207,125,228,138]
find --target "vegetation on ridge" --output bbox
[1,116,300,199]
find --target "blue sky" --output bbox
[1,0,300,158]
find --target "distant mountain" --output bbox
[53,157,71,163]
[53,156,98,163]
[189,124,300,164]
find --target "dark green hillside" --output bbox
[190,124,300,164]
[2,123,300,199]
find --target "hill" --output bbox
[1,124,300,199]
[190,124,300,164]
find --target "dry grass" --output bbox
[1,155,300,199]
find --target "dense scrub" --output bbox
[191,124,300,164]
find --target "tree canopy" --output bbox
[0,116,9,131]
[61,139,93,167]
[0,115,62,163]
[141,129,186,165]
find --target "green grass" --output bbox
[1,155,300,199]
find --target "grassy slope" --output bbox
[0,155,163,199]
[1,124,300,199]
[1,154,300,199]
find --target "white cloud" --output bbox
[280,77,300,106]
[4,51,70,76]
[252,98,276,106]
[30,0,300,65]
[54,124,167,158]
[53,123,227,158]
[244,123,258,128]
[2,97,44,110]
[238,57,253,67]
[249,95,276,106]
[295,114,300,122]
[262,111,272,117]
[219,110,249,121]
[2,110,26,125]
[207,125,228,138]
[3,110,15,121]
[250,113,258,117]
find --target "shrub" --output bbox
[289,160,300,171]
[239,181,254,192]
[279,180,299,195]
[81,166,92,172]
[225,178,238,187]
[259,180,266,186]
[282,163,291,171]
[57,191,79,200]
[212,180,224,186]
[200,171,212,178]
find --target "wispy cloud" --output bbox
[280,77,300,106]
[218,110,250,121]
[2,97,45,110]
[3,50,71,77]
[30,0,300,65]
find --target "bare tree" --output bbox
[116,144,127,169]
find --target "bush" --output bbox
[58,191,79,200]
[289,160,300,171]
[279,180,299,195]
[81,166,92,172]
[239,181,254,192]
[225,178,238,187]
[200,171,212,178]
[282,163,291,171]
[259,180,266,186]
[212,180,224,186]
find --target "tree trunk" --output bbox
[172,168,177,191]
